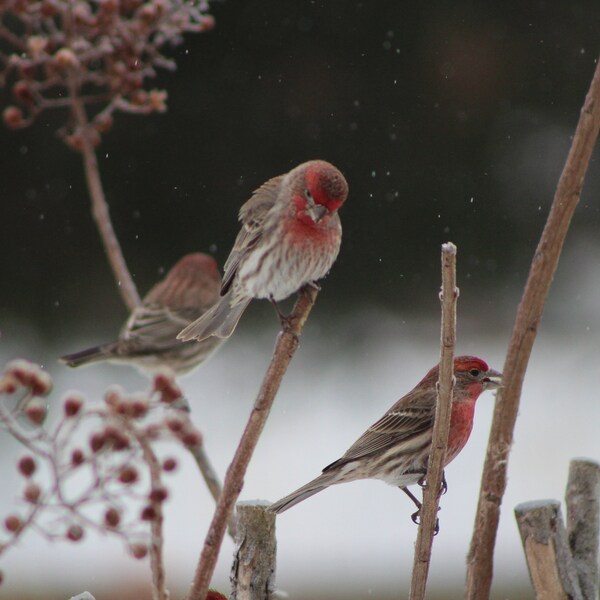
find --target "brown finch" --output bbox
[61,253,222,375]
[177,160,348,342]
[269,356,502,518]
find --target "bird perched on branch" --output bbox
[177,159,348,342]
[61,253,222,375]
[269,356,502,521]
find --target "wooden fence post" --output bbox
[230,501,277,600]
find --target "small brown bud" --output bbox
[149,486,168,503]
[71,448,85,467]
[206,591,227,600]
[166,416,184,432]
[89,432,106,453]
[153,369,182,403]
[54,48,79,70]
[0,374,18,394]
[18,456,36,478]
[24,483,41,503]
[182,430,202,448]
[27,35,48,58]
[67,524,84,542]
[41,1,58,17]
[104,508,121,528]
[130,542,148,559]
[162,457,177,472]
[148,89,168,113]
[93,113,113,134]
[3,106,25,129]
[130,397,149,418]
[25,398,47,425]
[118,466,138,484]
[13,81,33,104]
[140,505,156,521]
[64,393,84,417]
[4,515,22,533]
[104,386,124,408]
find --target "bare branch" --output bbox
[465,58,600,600]
[566,458,600,599]
[409,242,458,600]
[67,71,142,311]
[185,285,318,600]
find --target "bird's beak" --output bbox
[308,204,328,222]
[483,368,503,390]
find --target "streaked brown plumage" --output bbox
[60,253,222,375]
[177,160,348,342]
[269,356,502,515]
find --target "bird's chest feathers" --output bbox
[446,400,476,460]
[284,210,339,248]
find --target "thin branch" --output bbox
[185,285,319,600]
[465,58,600,600]
[67,72,142,311]
[409,242,458,600]
[130,426,168,600]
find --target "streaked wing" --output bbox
[123,304,198,348]
[337,403,434,462]
[221,175,282,294]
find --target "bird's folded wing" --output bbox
[221,176,282,295]
[335,404,434,462]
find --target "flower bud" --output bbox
[18,456,36,478]
[162,457,177,472]
[67,524,84,542]
[104,508,121,528]
[118,466,138,485]
[130,542,148,559]
[149,486,168,503]
[24,483,41,503]
[64,393,84,417]
[25,398,47,425]
[4,515,22,533]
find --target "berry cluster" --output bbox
[0,0,214,146]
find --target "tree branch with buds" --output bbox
[185,285,319,600]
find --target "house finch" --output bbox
[177,159,348,342]
[269,356,502,518]
[61,253,222,375]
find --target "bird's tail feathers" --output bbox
[269,472,336,514]
[177,291,250,342]
[60,343,116,368]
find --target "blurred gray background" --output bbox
[1,1,600,599]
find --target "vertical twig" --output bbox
[465,58,600,600]
[409,242,458,600]
[185,286,318,600]
[132,429,168,600]
[67,73,142,311]
[514,500,583,600]
[230,501,277,600]
[565,458,600,599]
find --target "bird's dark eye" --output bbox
[469,368,481,377]
[304,188,313,201]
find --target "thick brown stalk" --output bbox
[465,58,600,600]
[67,73,141,311]
[185,286,318,600]
[409,242,458,600]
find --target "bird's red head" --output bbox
[290,160,348,223]
[452,355,503,399]
[173,253,220,281]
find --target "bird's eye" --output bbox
[304,188,313,202]
[469,368,481,377]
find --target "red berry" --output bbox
[18,456,36,477]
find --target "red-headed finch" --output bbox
[61,254,222,375]
[269,356,502,518]
[177,160,348,342]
